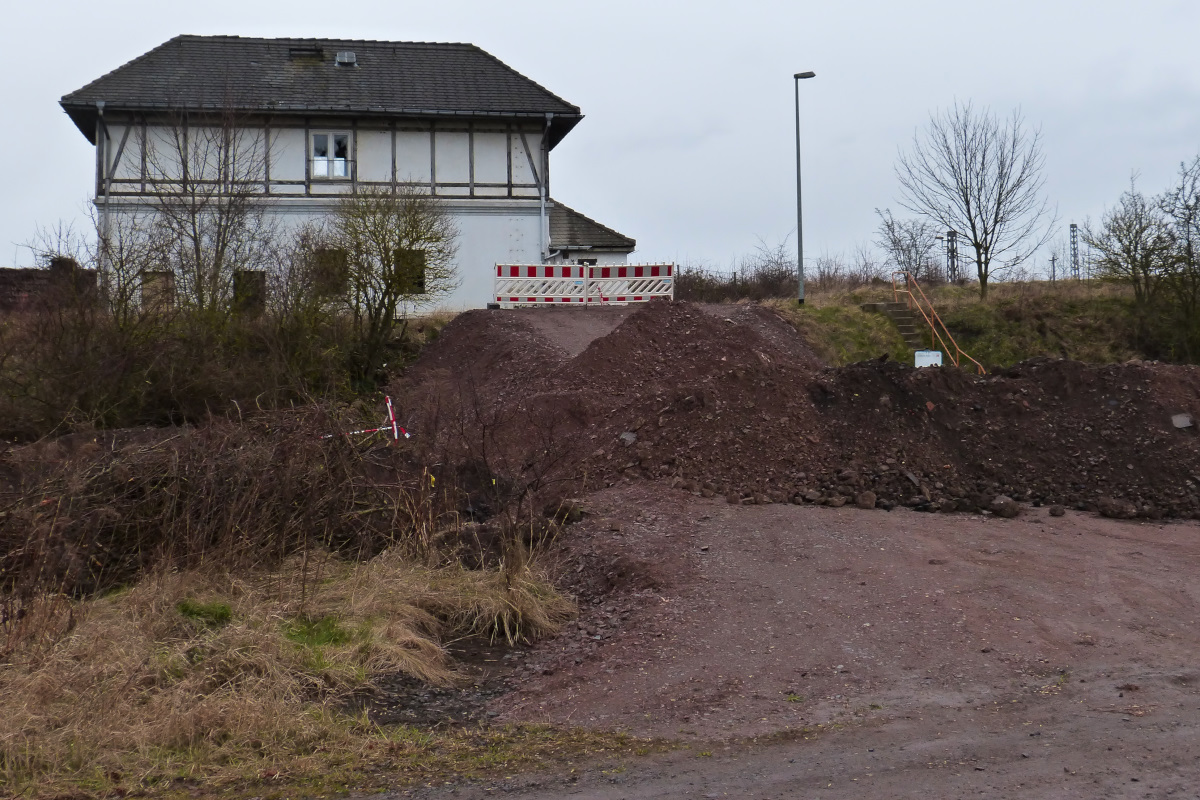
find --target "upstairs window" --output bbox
[312,132,350,179]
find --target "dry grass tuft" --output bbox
[0,549,575,796]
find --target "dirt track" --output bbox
[396,487,1200,798]
[386,303,1200,798]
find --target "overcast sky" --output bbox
[6,0,1200,277]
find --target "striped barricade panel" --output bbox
[585,264,673,305]
[494,264,674,307]
[494,264,588,305]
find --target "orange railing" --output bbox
[891,272,986,375]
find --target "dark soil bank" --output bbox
[399,301,1200,518]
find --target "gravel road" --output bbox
[389,485,1200,799]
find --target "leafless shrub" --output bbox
[875,209,944,283]
[676,238,799,302]
[808,253,846,291]
[0,405,457,603]
[331,184,460,385]
[848,243,888,285]
[805,247,889,293]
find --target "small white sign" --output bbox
[914,350,943,368]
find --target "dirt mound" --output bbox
[398,301,1200,518]
[809,357,1200,516]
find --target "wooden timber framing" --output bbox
[95,113,546,199]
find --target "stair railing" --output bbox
[891,271,986,375]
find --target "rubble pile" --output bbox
[400,301,1200,519]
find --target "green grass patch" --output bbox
[1,555,583,798]
[283,615,355,649]
[765,299,910,365]
[176,599,233,628]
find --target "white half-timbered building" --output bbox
[59,35,635,308]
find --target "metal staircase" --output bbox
[861,273,986,374]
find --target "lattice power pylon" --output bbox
[945,230,959,283]
[1070,223,1080,280]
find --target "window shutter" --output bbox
[393,249,427,294]
[233,270,267,315]
[313,248,349,296]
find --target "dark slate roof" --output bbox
[549,200,636,251]
[61,35,582,146]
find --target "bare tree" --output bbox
[896,102,1055,298]
[142,107,275,313]
[874,209,943,283]
[1081,178,1170,305]
[1158,158,1200,356]
[28,207,168,332]
[92,208,170,330]
[332,183,459,384]
[13,209,175,432]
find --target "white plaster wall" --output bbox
[434,131,470,186]
[594,252,630,265]
[308,182,351,196]
[103,197,543,310]
[233,128,268,184]
[144,126,183,181]
[356,130,392,183]
[473,131,508,184]
[188,127,228,181]
[395,131,431,182]
[110,124,271,194]
[450,206,543,307]
[271,128,306,182]
[106,124,142,180]
[509,129,542,197]
[549,251,631,266]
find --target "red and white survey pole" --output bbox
[320,396,411,441]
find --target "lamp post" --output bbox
[794,71,816,304]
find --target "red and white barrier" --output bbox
[493,263,674,307]
[320,396,411,440]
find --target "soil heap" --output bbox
[397,300,1200,519]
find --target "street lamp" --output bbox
[794,71,816,304]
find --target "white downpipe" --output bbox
[539,113,553,261]
[96,101,110,277]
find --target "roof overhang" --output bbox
[61,101,582,148]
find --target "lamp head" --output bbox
[794,71,816,79]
